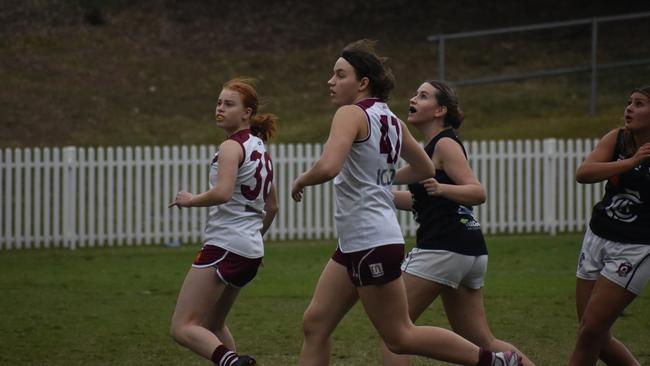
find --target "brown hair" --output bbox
[223,78,278,141]
[636,85,650,99]
[426,80,464,129]
[622,85,650,156]
[341,39,395,101]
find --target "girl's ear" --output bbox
[244,107,253,120]
[434,105,447,118]
[358,77,370,92]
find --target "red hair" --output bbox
[223,77,278,141]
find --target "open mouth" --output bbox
[409,106,417,113]
[216,115,225,121]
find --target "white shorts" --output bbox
[576,228,650,295]
[401,248,488,289]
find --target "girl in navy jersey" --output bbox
[381,80,534,366]
[168,78,278,366]
[569,86,650,366]
[291,40,522,366]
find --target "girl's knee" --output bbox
[301,308,326,337]
[169,317,195,346]
[381,328,413,355]
[169,322,185,345]
[384,338,411,355]
[577,320,608,344]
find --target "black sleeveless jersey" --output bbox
[407,129,487,255]
[589,129,650,244]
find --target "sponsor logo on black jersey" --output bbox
[605,189,642,223]
[458,206,481,230]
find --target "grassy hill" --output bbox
[2,0,650,147]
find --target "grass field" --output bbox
[1,234,649,365]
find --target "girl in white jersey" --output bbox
[169,78,278,366]
[291,39,522,366]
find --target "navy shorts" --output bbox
[331,244,404,287]
[192,245,262,288]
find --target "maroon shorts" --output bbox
[192,245,262,288]
[331,244,404,287]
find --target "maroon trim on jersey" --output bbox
[354,99,380,144]
[356,98,380,110]
[228,129,251,167]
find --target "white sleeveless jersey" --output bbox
[334,98,405,253]
[203,129,273,258]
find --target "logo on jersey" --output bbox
[617,262,633,277]
[458,206,481,230]
[369,263,384,278]
[376,167,396,186]
[460,217,481,230]
[605,189,642,223]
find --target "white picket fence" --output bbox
[0,138,602,250]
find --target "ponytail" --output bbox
[222,77,278,141]
[250,113,278,142]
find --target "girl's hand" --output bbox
[631,143,650,166]
[421,178,443,197]
[291,178,304,202]
[169,191,194,209]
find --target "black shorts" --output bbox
[192,245,262,288]
[331,244,404,287]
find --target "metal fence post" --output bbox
[427,12,650,115]
[590,19,598,114]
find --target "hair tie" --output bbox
[341,50,374,79]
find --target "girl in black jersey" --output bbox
[382,80,534,366]
[569,86,650,366]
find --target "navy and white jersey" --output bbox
[408,128,487,256]
[203,129,273,258]
[334,98,405,253]
[589,129,650,244]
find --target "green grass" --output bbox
[1,234,649,365]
